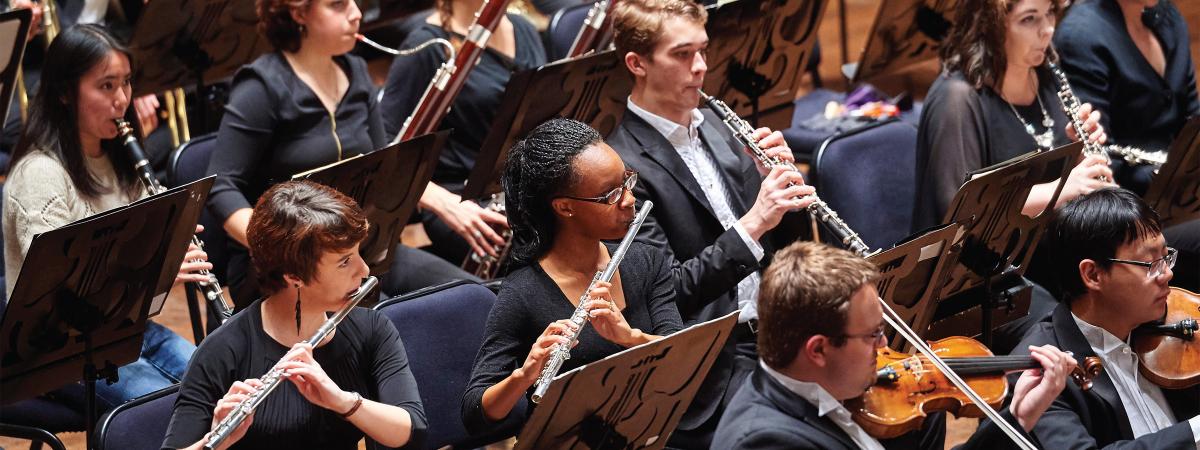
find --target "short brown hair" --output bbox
[256,0,312,53]
[940,0,1062,89]
[248,180,368,295]
[757,242,880,369]
[612,0,707,57]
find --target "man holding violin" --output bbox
[1015,187,1200,449]
[713,241,1079,449]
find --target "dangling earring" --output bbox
[294,284,302,336]
[298,23,307,36]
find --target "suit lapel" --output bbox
[624,109,721,220]
[697,115,752,215]
[1051,304,1136,439]
[757,369,859,450]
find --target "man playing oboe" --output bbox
[605,0,815,446]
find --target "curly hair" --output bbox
[612,0,707,57]
[757,241,880,369]
[939,0,1062,90]
[247,180,369,295]
[256,0,313,52]
[501,118,603,265]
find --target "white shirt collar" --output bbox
[626,96,705,147]
[1071,313,1130,356]
[759,360,844,417]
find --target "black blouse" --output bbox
[460,242,683,435]
[161,302,427,450]
[379,15,547,193]
[913,69,1070,231]
[1054,0,1199,152]
[207,52,385,221]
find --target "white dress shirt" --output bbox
[760,361,886,450]
[626,97,765,321]
[1071,314,1200,448]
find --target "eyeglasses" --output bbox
[559,170,638,205]
[1107,247,1178,279]
[834,324,887,344]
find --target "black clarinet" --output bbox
[1048,62,1111,182]
[699,92,874,256]
[116,119,234,322]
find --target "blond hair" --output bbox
[612,0,707,57]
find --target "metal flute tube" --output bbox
[115,119,235,322]
[530,201,654,403]
[205,277,379,450]
[698,91,873,256]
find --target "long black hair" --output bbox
[11,24,141,199]
[501,118,602,265]
[1046,188,1162,302]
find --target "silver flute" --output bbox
[698,91,874,256]
[1105,144,1167,167]
[530,201,654,403]
[205,276,379,450]
[115,119,235,322]
[1048,62,1111,182]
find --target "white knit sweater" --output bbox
[3,151,138,298]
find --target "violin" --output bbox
[1133,287,1200,389]
[845,336,1103,439]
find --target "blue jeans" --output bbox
[46,321,195,412]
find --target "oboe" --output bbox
[1048,62,1110,182]
[205,276,380,450]
[698,91,874,256]
[530,201,654,403]
[116,119,235,322]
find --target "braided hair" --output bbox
[502,118,603,266]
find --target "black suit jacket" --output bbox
[712,366,1035,450]
[607,107,806,432]
[1010,303,1200,449]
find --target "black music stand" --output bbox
[848,0,957,87]
[514,311,738,450]
[126,0,271,130]
[924,142,1081,346]
[292,131,448,279]
[1143,116,1200,228]
[868,221,966,350]
[0,8,31,125]
[0,177,213,450]
[462,50,633,200]
[702,0,828,129]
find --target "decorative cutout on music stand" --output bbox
[850,0,958,85]
[514,312,738,450]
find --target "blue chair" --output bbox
[546,2,597,61]
[0,398,81,450]
[95,384,179,450]
[810,119,918,251]
[374,280,526,449]
[168,133,228,340]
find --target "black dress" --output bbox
[380,15,547,263]
[913,68,1070,232]
[459,242,684,435]
[161,302,428,450]
[206,52,475,306]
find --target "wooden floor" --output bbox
[5,1,1200,449]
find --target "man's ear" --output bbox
[802,335,829,368]
[624,51,648,78]
[283,273,305,289]
[1079,259,1105,292]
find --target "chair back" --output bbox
[811,119,918,250]
[374,281,525,449]
[168,133,228,285]
[546,2,596,61]
[95,384,179,450]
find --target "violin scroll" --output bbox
[1068,356,1103,391]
